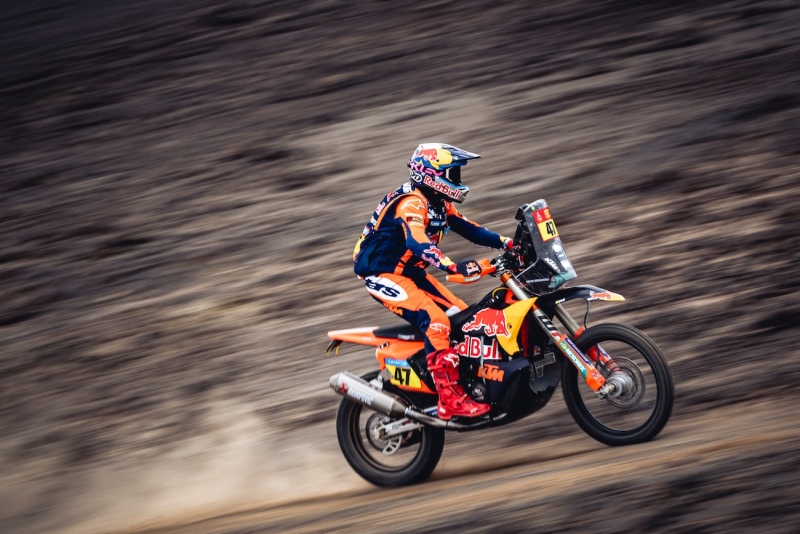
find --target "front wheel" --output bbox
[562,323,674,446]
[336,371,445,487]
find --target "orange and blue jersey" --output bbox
[353,183,507,279]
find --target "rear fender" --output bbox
[327,327,382,346]
[326,326,383,356]
[326,327,433,394]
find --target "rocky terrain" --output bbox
[1,1,799,532]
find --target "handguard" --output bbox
[445,258,496,284]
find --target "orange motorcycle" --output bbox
[327,199,674,487]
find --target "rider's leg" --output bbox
[363,273,453,352]
[362,273,489,420]
[414,272,468,316]
[426,348,491,420]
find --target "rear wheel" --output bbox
[562,323,674,446]
[336,371,444,487]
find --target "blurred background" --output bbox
[1,1,799,532]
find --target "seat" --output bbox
[373,324,425,341]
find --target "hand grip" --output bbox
[446,258,496,284]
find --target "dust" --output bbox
[12,400,360,534]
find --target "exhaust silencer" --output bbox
[329,371,498,431]
[329,371,409,418]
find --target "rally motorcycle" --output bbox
[326,200,674,487]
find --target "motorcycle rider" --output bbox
[353,143,513,420]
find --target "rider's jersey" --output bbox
[353,183,506,279]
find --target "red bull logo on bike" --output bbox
[455,336,501,360]
[587,290,624,301]
[463,308,510,337]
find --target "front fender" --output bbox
[538,285,625,309]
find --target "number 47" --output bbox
[394,367,411,385]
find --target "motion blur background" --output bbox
[1,1,799,532]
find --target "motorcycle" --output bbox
[326,199,674,487]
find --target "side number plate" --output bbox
[385,357,423,389]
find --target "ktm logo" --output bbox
[477,364,504,381]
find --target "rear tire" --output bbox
[562,323,674,446]
[336,371,445,487]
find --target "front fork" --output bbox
[554,304,619,373]
[501,274,615,398]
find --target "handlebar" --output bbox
[445,258,497,284]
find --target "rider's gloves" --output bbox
[448,259,482,277]
[501,237,514,250]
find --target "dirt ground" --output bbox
[1,1,799,533]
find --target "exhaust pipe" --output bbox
[329,372,409,418]
[329,371,499,431]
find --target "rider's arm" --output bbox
[447,204,512,249]
[395,196,455,272]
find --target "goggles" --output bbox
[444,165,462,184]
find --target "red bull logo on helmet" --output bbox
[413,144,454,170]
[416,147,440,163]
[462,308,510,337]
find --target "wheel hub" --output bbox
[365,413,403,455]
[604,356,645,408]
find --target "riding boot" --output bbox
[427,348,491,420]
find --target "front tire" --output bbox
[562,323,674,446]
[336,371,445,487]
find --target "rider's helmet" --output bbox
[407,143,480,203]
